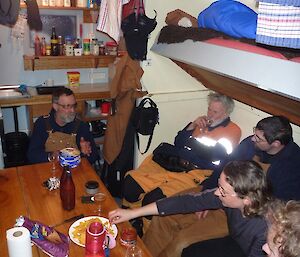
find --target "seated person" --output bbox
[110,160,272,257]
[27,87,99,164]
[263,200,300,257]
[141,115,300,257]
[123,92,241,210]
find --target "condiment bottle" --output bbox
[50,27,59,56]
[41,37,46,56]
[91,38,99,56]
[83,38,91,55]
[34,35,41,56]
[58,35,64,56]
[60,165,75,211]
[85,222,106,257]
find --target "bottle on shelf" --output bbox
[49,0,56,7]
[51,27,59,56]
[41,37,46,56]
[74,38,81,49]
[34,35,41,56]
[64,0,71,7]
[58,36,64,56]
[60,165,75,211]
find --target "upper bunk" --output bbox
[151,10,300,126]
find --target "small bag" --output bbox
[152,142,199,172]
[132,97,159,154]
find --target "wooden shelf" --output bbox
[23,55,116,71]
[20,4,98,11]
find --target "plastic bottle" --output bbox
[41,37,46,56]
[50,27,59,56]
[34,35,41,56]
[60,165,75,211]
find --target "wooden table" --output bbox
[1,159,152,257]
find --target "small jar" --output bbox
[105,41,118,56]
[83,38,91,55]
[99,41,105,55]
[85,180,99,195]
[120,228,137,247]
[65,36,73,56]
[46,45,51,56]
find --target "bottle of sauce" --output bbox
[50,27,59,56]
[41,37,46,56]
[58,35,64,56]
[34,35,41,56]
[60,165,75,211]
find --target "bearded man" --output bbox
[27,87,98,164]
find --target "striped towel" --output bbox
[256,1,300,48]
[97,0,130,43]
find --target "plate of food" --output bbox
[68,216,117,247]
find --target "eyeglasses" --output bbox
[218,179,237,197]
[56,102,78,110]
[253,127,267,143]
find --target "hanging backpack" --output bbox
[132,97,159,154]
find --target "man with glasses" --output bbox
[133,115,300,257]
[27,87,98,164]
[109,160,272,257]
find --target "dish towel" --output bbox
[97,0,130,43]
[256,0,300,49]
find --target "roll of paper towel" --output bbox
[6,227,33,257]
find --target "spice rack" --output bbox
[23,55,116,71]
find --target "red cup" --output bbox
[101,102,111,115]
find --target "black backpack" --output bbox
[131,97,159,154]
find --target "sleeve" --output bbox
[156,189,222,216]
[247,224,267,257]
[76,122,99,164]
[27,117,49,164]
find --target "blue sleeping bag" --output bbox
[198,0,257,39]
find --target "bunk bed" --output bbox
[151,10,300,126]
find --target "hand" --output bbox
[109,208,136,224]
[80,137,92,156]
[188,116,210,131]
[195,210,209,220]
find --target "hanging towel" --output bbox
[97,0,129,43]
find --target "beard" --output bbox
[60,112,76,124]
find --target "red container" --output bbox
[85,222,106,257]
[101,102,111,115]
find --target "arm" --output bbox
[76,122,99,164]
[27,118,49,164]
[109,202,158,224]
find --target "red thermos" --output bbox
[85,222,106,257]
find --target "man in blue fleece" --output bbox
[109,160,272,257]
[27,87,98,164]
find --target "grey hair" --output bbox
[208,92,235,115]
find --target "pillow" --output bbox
[198,0,257,39]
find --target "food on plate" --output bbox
[71,217,115,246]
